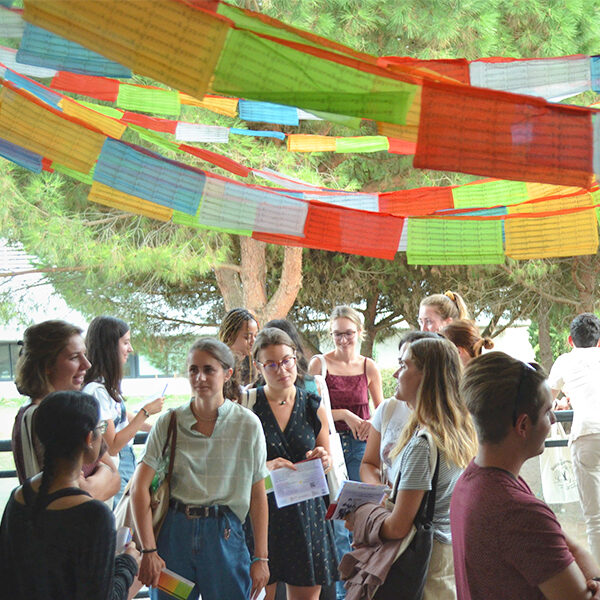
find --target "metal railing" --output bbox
[0,411,575,477]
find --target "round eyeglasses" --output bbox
[256,355,297,373]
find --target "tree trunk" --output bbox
[537,298,553,372]
[360,291,380,358]
[573,255,597,313]
[240,237,268,317]
[264,246,303,322]
[214,238,303,325]
[214,265,243,310]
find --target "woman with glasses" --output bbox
[83,316,165,505]
[1,390,140,599]
[247,327,337,600]
[12,320,120,501]
[308,305,383,481]
[308,306,383,600]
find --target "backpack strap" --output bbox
[381,398,398,442]
[162,410,178,486]
[390,428,439,509]
[22,478,36,506]
[25,483,91,511]
[241,388,258,411]
[315,354,327,379]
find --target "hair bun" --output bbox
[444,290,456,302]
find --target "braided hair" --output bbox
[32,391,99,518]
[218,308,259,385]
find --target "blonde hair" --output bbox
[390,338,478,468]
[329,305,365,342]
[441,319,494,359]
[420,291,470,322]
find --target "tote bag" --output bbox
[540,422,578,504]
[315,355,349,498]
[114,411,177,546]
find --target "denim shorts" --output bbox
[338,430,367,482]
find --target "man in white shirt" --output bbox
[549,313,600,560]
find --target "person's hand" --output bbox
[344,511,356,532]
[344,411,368,440]
[306,446,330,473]
[144,396,165,417]
[250,559,269,599]
[356,420,371,441]
[553,396,571,411]
[267,457,297,471]
[138,551,165,588]
[587,578,600,599]
[123,541,141,568]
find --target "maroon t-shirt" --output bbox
[450,460,574,600]
[325,358,370,432]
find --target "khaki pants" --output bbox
[572,434,600,561]
[423,539,456,600]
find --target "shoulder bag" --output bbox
[375,430,439,600]
[114,410,177,547]
[315,354,348,499]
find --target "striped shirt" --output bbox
[389,430,463,544]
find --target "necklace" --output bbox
[190,402,219,422]
[279,400,286,405]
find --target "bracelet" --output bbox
[140,548,157,554]
[141,407,150,418]
[251,556,269,564]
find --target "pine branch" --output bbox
[0,266,87,277]
[498,264,578,307]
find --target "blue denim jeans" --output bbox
[151,507,251,600]
[113,444,136,508]
[334,432,367,599]
[339,431,367,483]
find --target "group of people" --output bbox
[1,291,600,600]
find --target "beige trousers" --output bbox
[423,539,456,600]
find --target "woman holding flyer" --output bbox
[83,316,165,505]
[131,338,269,600]
[246,327,337,600]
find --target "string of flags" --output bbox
[0,0,597,264]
